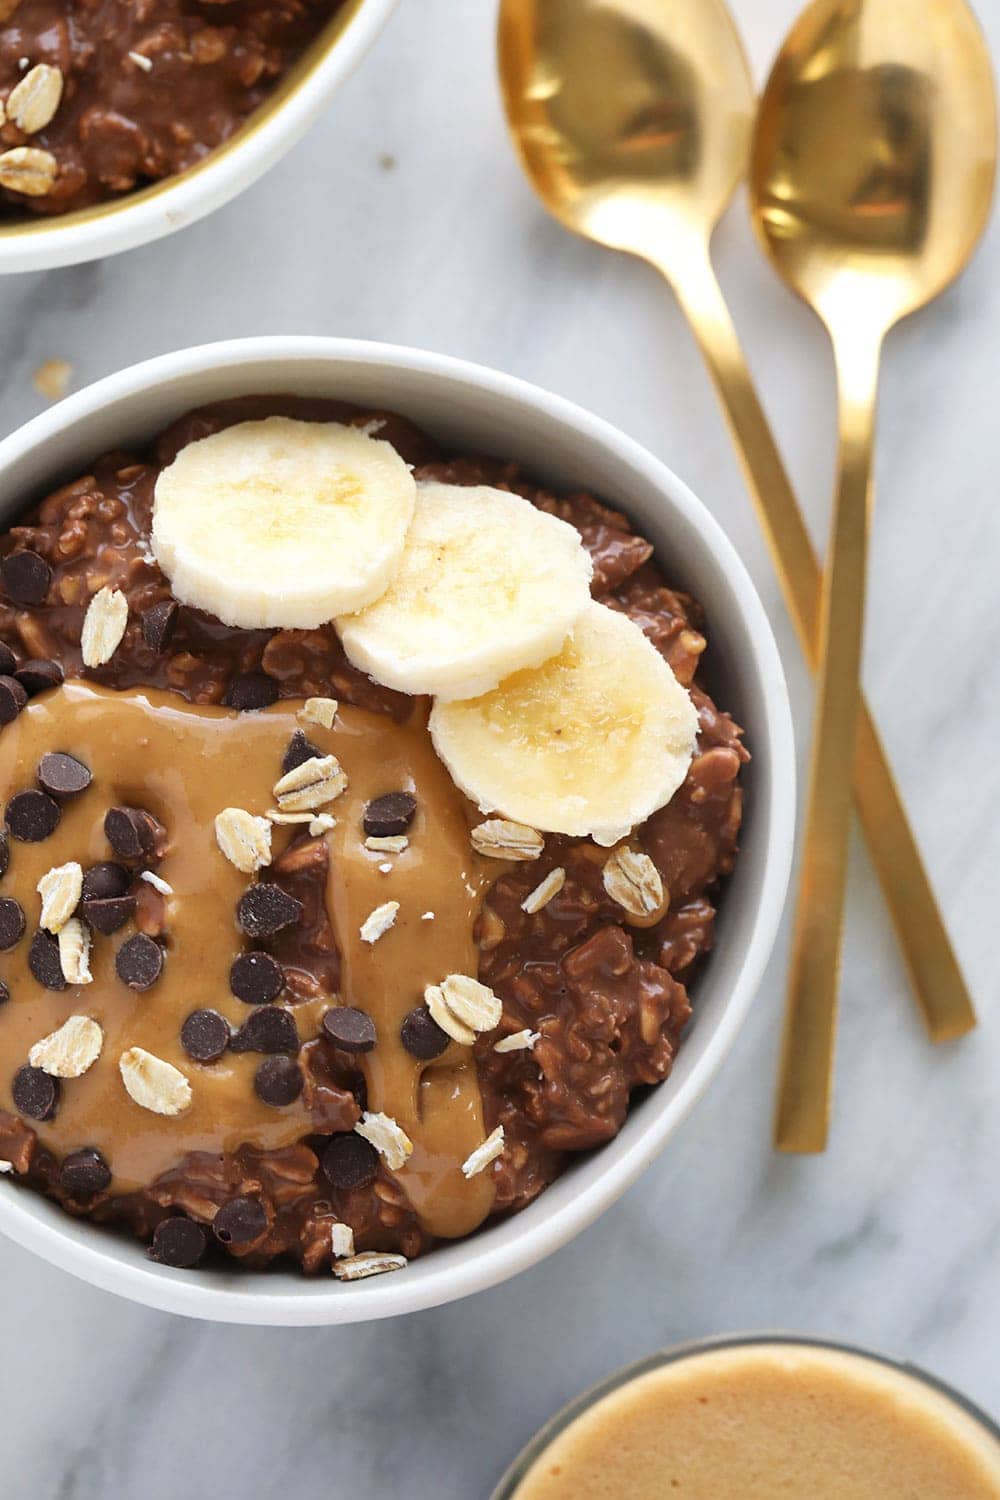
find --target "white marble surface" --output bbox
[1,0,998,1493]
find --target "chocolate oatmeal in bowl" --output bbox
[0,1,397,271]
[0,341,794,1321]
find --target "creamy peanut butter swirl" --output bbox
[0,683,498,1240]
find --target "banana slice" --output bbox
[151,417,416,629]
[337,481,593,700]
[429,601,699,844]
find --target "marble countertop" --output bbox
[1,0,998,1493]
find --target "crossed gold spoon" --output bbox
[498,0,995,1148]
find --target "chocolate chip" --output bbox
[15,658,63,697]
[81,895,135,935]
[223,672,279,711]
[321,1133,378,1191]
[0,643,15,676]
[1,550,51,606]
[230,1006,299,1055]
[0,897,25,951]
[322,1007,377,1054]
[254,1056,304,1106]
[181,1009,231,1063]
[0,675,27,725]
[149,1216,207,1268]
[229,950,284,1005]
[140,600,179,654]
[12,1064,59,1120]
[282,729,321,774]
[60,1148,111,1197]
[115,933,164,990]
[400,1005,450,1060]
[213,1196,267,1246]
[236,883,302,939]
[81,861,130,901]
[28,929,66,990]
[104,805,158,860]
[0,829,7,878]
[38,751,91,799]
[0,980,9,1006]
[6,788,60,842]
[363,791,417,839]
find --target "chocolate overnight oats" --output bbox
[0,398,747,1278]
[0,0,348,220]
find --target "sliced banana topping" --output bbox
[151,418,416,629]
[338,481,593,700]
[430,601,699,844]
[29,1015,103,1078]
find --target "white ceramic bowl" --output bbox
[0,0,398,275]
[0,338,795,1324]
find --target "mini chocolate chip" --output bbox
[282,729,321,774]
[149,1216,207,1268]
[12,1064,59,1121]
[81,895,136,935]
[181,1009,231,1063]
[15,658,63,697]
[28,928,66,990]
[140,600,179,653]
[0,643,15,676]
[213,1196,267,1245]
[322,1007,377,1054]
[223,672,279,711]
[0,980,9,1005]
[0,675,27,725]
[81,861,131,901]
[363,791,417,839]
[1,550,51,606]
[104,805,158,860]
[230,1006,299,1055]
[229,950,284,1005]
[38,751,91,799]
[321,1133,378,1191]
[6,788,60,842]
[0,897,25,951]
[236,883,303,939]
[400,1005,450,1060]
[115,932,164,990]
[0,829,7,878]
[60,1148,111,1197]
[254,1055,304,1107]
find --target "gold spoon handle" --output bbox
[659,247,976,1048]
[777,330,882,1151]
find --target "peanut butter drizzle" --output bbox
[0,683,497,1240]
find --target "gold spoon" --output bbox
[750,0,996,1151]
[497,0,978,1051]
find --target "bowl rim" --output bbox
[0,336,796,1324]
[0,0,399,274]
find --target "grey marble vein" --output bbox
[0,0,997,1495]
